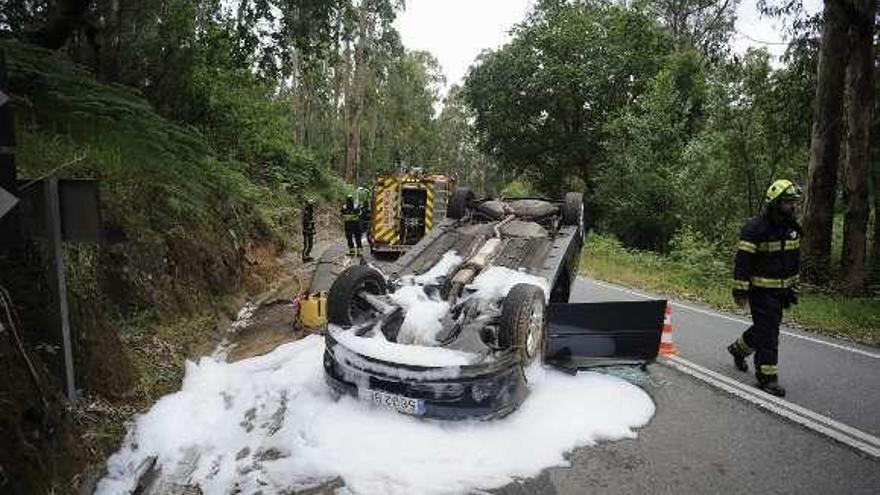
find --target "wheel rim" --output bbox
[525,298,544,358]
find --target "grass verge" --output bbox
[581,234,880,346]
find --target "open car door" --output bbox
[543,300,666,373]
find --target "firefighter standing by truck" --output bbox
[342,195,363,256]
[301,198,315,262]
[358,187,372,248]
[727,179,803,397]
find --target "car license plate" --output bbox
[358,388,425,415]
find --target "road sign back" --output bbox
[0,185,18,219]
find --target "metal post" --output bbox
[45,178,76,402]
[0,48,21,250]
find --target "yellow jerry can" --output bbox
[298,292,328,329]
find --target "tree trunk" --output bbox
[344,7,372,182]
[29,0,92,50]
[802,0,849,285]
[868,73,880,295]
[871,158,880,292]
[841,0,876,292]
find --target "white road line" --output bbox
[664,355,880,458]
[587,279,880,360]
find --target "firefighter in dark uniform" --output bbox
[342,195,362,256]
[359,202,371,249]
[301,198,315,262]
[727,179,803,397]
[358,187,372,249]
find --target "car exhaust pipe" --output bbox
[447,216,515,304]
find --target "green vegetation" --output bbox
[464,1,819,254]
[500,179,538,198]
[463,0,878,340]
[1,39,328,494]
[1,1,484,491]
[7,39,323,314]
[582,234,880,345]
[466,2,673,194]
[1,0,879,492]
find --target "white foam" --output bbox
[466,266,550,301]
[335,253,549,365]
[388,285,450,346]
[331,325,476,368]
[230,301,256,329]
[408,251,463,284]
[95,336,655,495]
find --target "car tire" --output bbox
[448,187,475,219]
[499,283,547,364]
[328,265,388,327]
[561,192,584,227]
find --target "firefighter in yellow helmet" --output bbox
[342,195,362,257]
[727,179,803,397]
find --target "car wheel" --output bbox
[448,187,475,219]
[327,265,388,327]
[561,192,584,232]
[499,283,547,364]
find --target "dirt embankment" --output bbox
[0,203,342,495]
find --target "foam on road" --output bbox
[96,336,654,495]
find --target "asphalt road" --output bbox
[496,365,880,495]
[492,277,880,494]
[572,278,880,436]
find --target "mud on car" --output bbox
[323,189,668,419]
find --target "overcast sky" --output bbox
[395,0,823,92]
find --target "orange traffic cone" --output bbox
[659,303,678,356]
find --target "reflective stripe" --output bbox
[372,176,401,243]
[758,241,783,252]
[760,364,779,375]
[751,275,800,288]
[738,240,757,253]
[756,240,799,252]
[425,185,435,230]
[374,226,392,242]
[733,279,750,290]
[343,213,359,222]
[734,337,754,355]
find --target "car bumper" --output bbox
[323,336,529,420]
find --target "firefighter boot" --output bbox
[727,338,751,373]
[756,373,786,397]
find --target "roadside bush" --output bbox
[668,227,730,283]
[500,179,537,198]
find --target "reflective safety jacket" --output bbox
[733,213,801,294]
[342,204,360,225]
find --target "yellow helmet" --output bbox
[765,179,802,203]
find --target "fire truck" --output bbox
[369,172,455,255]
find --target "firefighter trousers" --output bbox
[344,222,362,253]
[741,288,786,379]
[302,230,314,260]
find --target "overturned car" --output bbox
[323,189,667,420]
